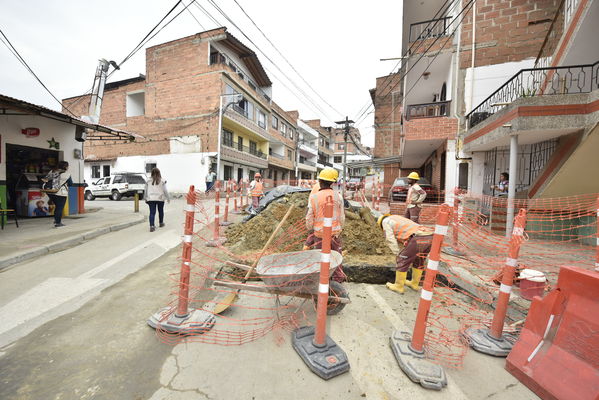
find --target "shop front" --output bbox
[0,94,139,222]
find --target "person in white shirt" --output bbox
[205,169,217,192]
[42,161,72,228]
[145,168,170,232]
[405,171,427,223]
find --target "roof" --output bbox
[0,93,142,141]
[105,74,146,91]
[216,28,272,87]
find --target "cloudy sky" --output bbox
[0,0,404,147]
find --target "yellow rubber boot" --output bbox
[406,268,424,291]
[386,271,407,294]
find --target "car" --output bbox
[346,177,363,191]
[85,173,147,201]
[388,176,438,202]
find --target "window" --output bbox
[257,110,266,128]
[272,115,279,129]
[145,162,157,173]
[280,124,287,135]
[287,149,293,161]
[319,137,324,146]
[334,156,342,163]
[103,177,111,184]
[125,174,146,184]
[289,128,294,140]
[246,101,254,121]
[238,136,243,151]
[113,175,124,184]
[224,165,233,181]
[338,143,345,150]
[126,92,145,117]
[325,140,330,148]
[222,129,234,147]
[103,165,111,177]
[269,147,273,155]
[91,165,100,179]
[249,141,257,155]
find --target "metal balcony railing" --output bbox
[467,61,599,129]
[406,100,451,120]
[409,16,452,43]
[299,159,316,167]
[222,139,267,159]
[210,52,271,102]
[269,151,285,159]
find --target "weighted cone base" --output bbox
[292,326,350,380]
[390,330,447,391]
[147,307,215,335]
[205,238,226,247]
[463,327,515,357]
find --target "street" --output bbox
[0,198,537,400]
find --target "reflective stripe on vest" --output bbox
[310,189,341,237]
[388,215,420,241]
[251,181,264,197]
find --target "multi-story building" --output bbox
[296,120,319,180]
[265,103,297,187]
[305,120,335,171]
[63,27,279,192]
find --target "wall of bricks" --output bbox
[373,74,403,158]
[404,117,458,141]
[459,0,560,68]
[388,202,441,224]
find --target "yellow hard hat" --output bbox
[318,167,338,182]
[377,214,391,228]
[408,172,420,180]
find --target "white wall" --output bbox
[464,59,535,113]
[85,152,214,193]
[444,139,457,201]
[470,152,485,195]
[0,115,84,182]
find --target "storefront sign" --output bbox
[21,127,40,137]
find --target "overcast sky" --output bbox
[0,0,404,147]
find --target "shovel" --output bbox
[213,205,295,314]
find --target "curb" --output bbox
[0,215,145,272]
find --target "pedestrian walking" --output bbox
[42,161,72,228]
[304,167,346,282]
[249,172,264,211]
[377,214,434,293]
[145,168,170,232]
[405,171,427,223]
[205,169,217,193]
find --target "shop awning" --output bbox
[0,93,143,142]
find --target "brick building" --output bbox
[63,27,303,192]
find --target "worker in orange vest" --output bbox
[377,214,434,293]
[249,172,264,211]
[305,167,346,282]
[405,171,427,223]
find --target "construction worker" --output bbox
[305,167,346,282]
[377,214,434,293]
[249,172,264,210]
[405,171,427,223]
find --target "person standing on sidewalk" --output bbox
[145,168,170,232]
[405,171,427,223]
[205,169,216,193]
[249,172,264,211]
[43,161,72,228]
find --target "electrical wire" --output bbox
[0,27,77,116]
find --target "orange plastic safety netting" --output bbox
[420,191,598,368]
[152,185,348,346]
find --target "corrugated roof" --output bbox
[0,93,143,141]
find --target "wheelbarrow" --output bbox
[212,249,350,315]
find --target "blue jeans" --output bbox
[147,201,164,227]
[49,194,67,224]
[205,181,214,192]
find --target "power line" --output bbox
[232,0,344,118]
[0,27,77,116]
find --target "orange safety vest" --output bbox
[387,215,421,241]
[309,189,342,238]
[310,181,320,196]
[250,181,264,197]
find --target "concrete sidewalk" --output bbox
[0,205,145,270]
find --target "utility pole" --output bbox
[335,116,354,199]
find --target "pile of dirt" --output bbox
[225,192,394,265]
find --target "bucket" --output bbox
[519,269,546,300]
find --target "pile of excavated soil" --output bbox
[226,192,394,266]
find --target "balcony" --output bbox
[406,101,451,120]
[409,16,452,43]
[299,142,318,156]
[210,52,271,103]
[221,139,268,168]
[466,61,599,129]
[223,107,271,142]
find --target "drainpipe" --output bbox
[469,0,476,114]
[506,134,518,237]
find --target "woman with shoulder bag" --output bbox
[145,168,170,232]
[42,161,72,228]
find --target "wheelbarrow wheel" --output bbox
[313,281,349,315]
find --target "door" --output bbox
[98,176,112,196]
